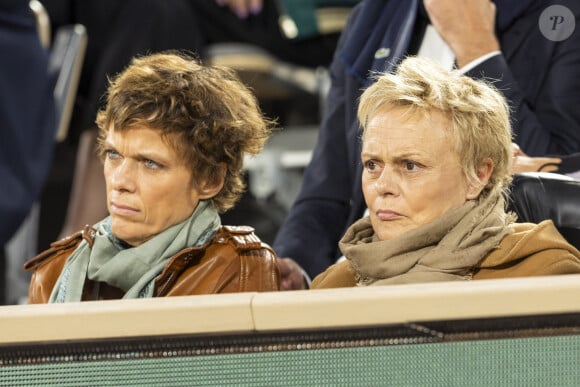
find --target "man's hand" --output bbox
[511,143,561,174]
[277,257,308,290]
[214,0,263,19]
[423,0,500,67]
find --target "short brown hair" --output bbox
[96,51,274,212]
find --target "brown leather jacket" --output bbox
[24,225,280,303]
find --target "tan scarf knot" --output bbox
[340,194,515,286]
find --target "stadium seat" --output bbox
[508,172,580,250]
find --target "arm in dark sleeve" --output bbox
[273,11,360,277]
[0,1,56,245]
[465,3,580,156]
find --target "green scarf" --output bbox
[50,200,221,303]
[339,194,515,286]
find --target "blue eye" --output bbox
[144,159,160,169]
[105,149,120,160]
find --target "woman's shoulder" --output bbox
[506,220,577,255]
[214,225,267,251]
[208,225,279,259]
[158,225,280,296]
[476,220,580,279]
[24,226,95,304]
[311,260,357,289]
[24,226,94,272]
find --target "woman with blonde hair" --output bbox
[312,56,580,288]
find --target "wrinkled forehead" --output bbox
[363,104,453,138]
[106,123,189,158]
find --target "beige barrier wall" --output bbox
[2,273,580,345]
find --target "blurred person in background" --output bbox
[0,0,56,303]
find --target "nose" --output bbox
[107,159,137,193]
[374,166,399,196]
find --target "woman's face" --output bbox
[361,106,475,241]
[103,126,205,246]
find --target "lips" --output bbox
[110,202,139,216]
[376,210,402,221]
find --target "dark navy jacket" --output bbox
[273,0,580,276]
[0,0,56,245]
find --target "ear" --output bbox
[466,158,494,200]
[196,163,226,200]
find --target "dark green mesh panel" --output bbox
[1,334,579,386]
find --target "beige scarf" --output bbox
[339,194,515,286]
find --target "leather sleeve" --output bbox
[26,252,69,304]
[23,232,84,304]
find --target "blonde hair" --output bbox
[358,56,513,199]
[96,51,275,212]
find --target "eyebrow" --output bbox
[104,140,170,164]
[361,150,423,160]
[392,152,423,161]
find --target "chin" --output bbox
[370,221,396,241]
[110,229,132,243]
[110,223,139,245]
[115,233,147,247]
[375,233,392,241]
[375,227,406,241]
